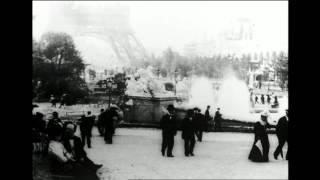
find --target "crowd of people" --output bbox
[251,92,279,107]
[249,109,288,162]
[159,104,288,162]
[32,104,121,179]
[160,104,226,158]
[32,100,288,179]
[50,94,69,108]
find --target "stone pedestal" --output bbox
[124,96,177,124]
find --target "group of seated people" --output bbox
[32,103,103,179]
[48,121,102,179]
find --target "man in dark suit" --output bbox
[47,111,64,140]
[261,94,265,104]
[182,109,197,156]
[79,111,95,148]
[274,109,288,160]
[204,105,211,132]
[97,109,105,136]
[103,107,119,144]
[214,108,222,131]
[194,108,205,142]
[160,104,177,157]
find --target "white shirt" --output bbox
[48,140,72,163]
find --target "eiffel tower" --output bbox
[49,2,149,66]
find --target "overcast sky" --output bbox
[33,1,288,64]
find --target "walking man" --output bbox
[255,95,259,104]
[267,94,271,104]
[97,109,105,136]
[204,105,211,131]
[50,95,57,108]
[261,94,265,104]
[195,108,205,142]
[214,108,222,131]
[182,109,197,156]
[59,94,67,108]
[160,104,177,157]
[79,111,95,148]
[274,109,288,160]
[104,107,119,144]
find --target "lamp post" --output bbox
[106,77,114,108]
[174,69,179,96]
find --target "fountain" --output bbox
[124,66,177,124]
[122,66,288,128]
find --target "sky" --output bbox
[33,1,288,66]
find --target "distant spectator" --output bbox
[194,108,205,142]
[97,109,105,136]
[274,96,279,105]
[214,108,222,131]
[255,95,259,104]
[261,94,265,104]
[104,107,119,144]
[59,94,67,108]
[267,94,271,104]
[50,95,57,108]
[204,105,211,131]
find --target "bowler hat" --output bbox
[167,104,175,111]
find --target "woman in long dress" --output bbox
[249,112,270,162]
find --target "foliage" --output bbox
[32,32,89,104]
[136,48,287,87]
[274,51,288,90]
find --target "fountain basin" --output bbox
[124,96,177,124]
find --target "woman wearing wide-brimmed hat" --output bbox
[249,111,270,162]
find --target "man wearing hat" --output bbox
[274,109,288,160]
[160,104,177,157]
[194,108,205,142]
[214,108,222,131]
[103,107,119,144]
[182,109,197,156]
[79,111,95,148]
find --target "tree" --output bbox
[32,32,88,104]
[274,51,288,90]
[113,73,128,107]
[88,69,96,80]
